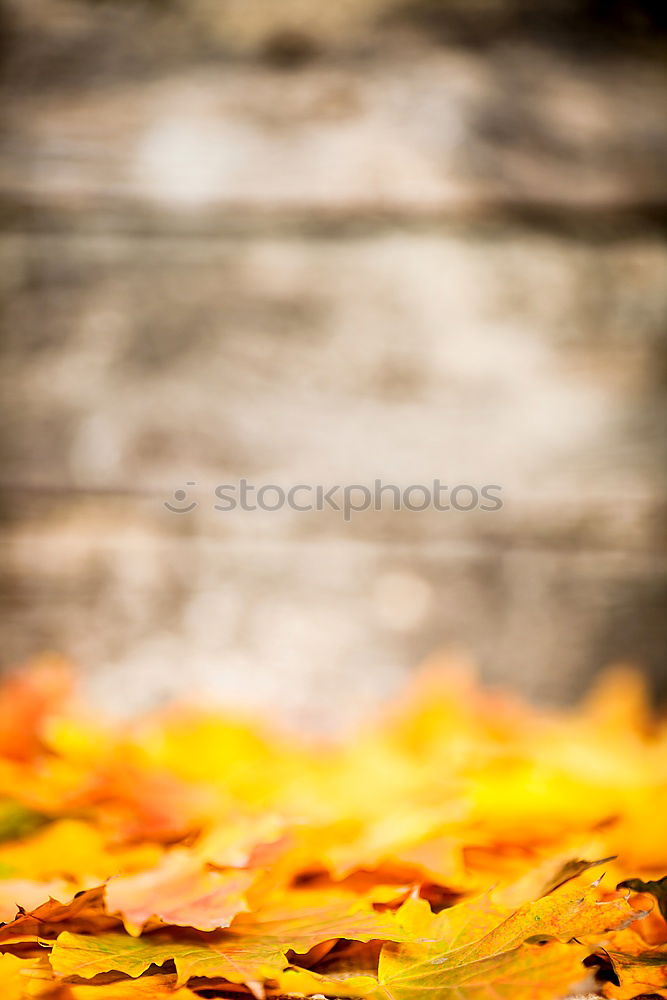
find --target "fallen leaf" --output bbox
[617,878,667,922]
[105,850,255,934]
[52,895,409,986]
[367,879,639,1000]
[0,661,664,1000]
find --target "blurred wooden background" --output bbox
[0,0,666,726]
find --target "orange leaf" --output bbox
[105,850,255,934]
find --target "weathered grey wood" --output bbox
[2,53,667,214]
[1,0,666,723]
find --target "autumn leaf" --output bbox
[277,965,380,997]
[362,879,639,1000]
[617,876,667,922]
[64,980,198,999]
[0,800,49,845]
[0,819,161,886]
[51,894,410,986]
[0,658,72,763]
[0,661,666,999]
[376,937,587,1000]
[0,877,77,923]
[0,886,117,953]
[583,928,667,999]
[0,953,26,1000]
[105,850,256,934]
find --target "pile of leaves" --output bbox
[1,659,667,1000]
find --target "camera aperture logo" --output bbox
[164,480,503,521]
